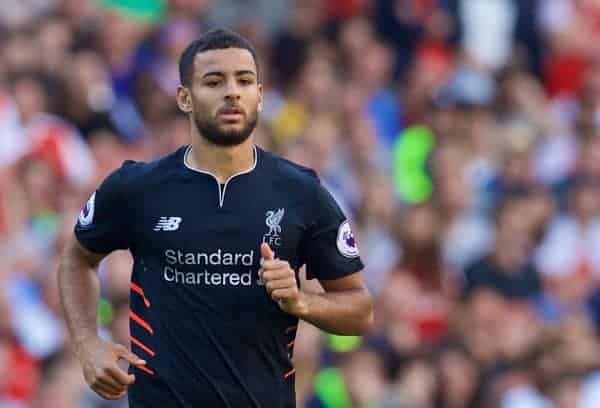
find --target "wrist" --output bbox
[72,332,99,357]
[293,291,310,318]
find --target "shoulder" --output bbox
[107,146,187,194]
[260,148,321,189]
[259,148,347,221]
[260,149,335,210]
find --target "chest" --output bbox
[130,179,309,267]
[127,178,309,322]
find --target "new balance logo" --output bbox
[154,217,182,231]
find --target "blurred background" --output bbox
[3,0,600,407]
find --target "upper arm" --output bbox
[318,271,367,293]
[319,271,374,326]
[64,233,107,269]
[304,182,364,281]
[74,164,133,254]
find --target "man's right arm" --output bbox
[58,235,144,400]
[58,236,105,355]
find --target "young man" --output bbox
[58,28,374,407]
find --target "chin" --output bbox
[213,132,252,147]
[220,123,245,131]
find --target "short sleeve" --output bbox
[74,165,132,254]
[304,183,364,280]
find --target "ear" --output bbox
[176,85,193,113]
[257,83,263,112]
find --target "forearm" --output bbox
[58,244,102,356]
[296,288,373,336]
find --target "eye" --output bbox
[205,80,221,88]
[239,78,254,86]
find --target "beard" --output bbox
[193,107,259,147]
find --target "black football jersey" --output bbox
[74,145,364,407]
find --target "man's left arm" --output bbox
[260,243,374,335]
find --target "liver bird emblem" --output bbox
[265,208,285,236]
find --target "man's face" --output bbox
[179,48,262,146]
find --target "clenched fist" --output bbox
[75,336,146,400]
[260,243,308,316]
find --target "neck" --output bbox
[187,133,255,183]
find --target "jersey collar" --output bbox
[182,144,260,208]
[183,144,259,179]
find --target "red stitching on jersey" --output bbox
[130,310,154,334]
[130,282,151,307]
[131,336,156,357]
[285,325,297,334]
[135,364,155,376]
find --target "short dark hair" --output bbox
[178,28,259,87]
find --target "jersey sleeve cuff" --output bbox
[305,258,364,281]
[74,227,112,255]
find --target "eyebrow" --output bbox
[202,70,256,78]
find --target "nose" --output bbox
[224,79,240,101]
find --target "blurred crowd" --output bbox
[4,0,600,407]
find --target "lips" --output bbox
[218,106,244,115]
[217,106,245,124]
